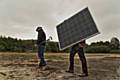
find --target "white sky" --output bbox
[0,0,120,44]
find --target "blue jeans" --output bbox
[38,45,46,65]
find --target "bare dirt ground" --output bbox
[0,52,120,80]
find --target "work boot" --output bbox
[38,62,46,67]
[65,70,74,73]
[79,73,88,77]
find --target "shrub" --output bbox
[85,45,110,53]
[110,49,120,53]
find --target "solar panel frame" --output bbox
[56,7,100,50]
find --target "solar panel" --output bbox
[56,7,100,50]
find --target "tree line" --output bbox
[0,36,120,53]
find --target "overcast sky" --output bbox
[0,0,120,44]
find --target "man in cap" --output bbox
[36,26,46,67]
[66,40,88,77]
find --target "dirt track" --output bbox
[0,53,120,80]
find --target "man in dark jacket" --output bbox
[66,40,88,77]
[36,27,46,67]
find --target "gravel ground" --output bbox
[0,53,120,80]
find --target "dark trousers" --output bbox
[38,45,46,65]
[69,46,88,74]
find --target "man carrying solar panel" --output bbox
[66,40,88,77]
[56,7,100,77]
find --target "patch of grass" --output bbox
[0,52,68,61]
[0,53,37,61]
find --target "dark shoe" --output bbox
[65,70,74,73]
[38,64,46,68]
[38,63,46,67]
[79,73,88,77]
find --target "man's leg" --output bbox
[38,45,46,66]
[67,47,77,73]
[78,47,88,76]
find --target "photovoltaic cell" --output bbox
[56,7,100,50]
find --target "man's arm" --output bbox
[79,40,86,47]
[38,31,46,45]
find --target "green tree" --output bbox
[110,37,119,49]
